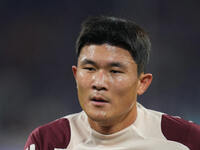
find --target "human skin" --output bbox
[72,44,152,134]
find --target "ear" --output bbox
[72,65,77,80]
[137,73,153,95]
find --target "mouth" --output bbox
[91,98,108,103]
[90,96,109,105]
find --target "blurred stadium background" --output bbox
[0,0,200,149]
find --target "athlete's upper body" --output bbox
[25,103,200,150]
[24,16,200,150]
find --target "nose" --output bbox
[91,70,108,91]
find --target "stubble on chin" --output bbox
[89,109,107,120]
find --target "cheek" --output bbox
[76,72,91,107]
[76,71,91,91]
[112,76,138,96]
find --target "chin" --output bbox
[87,109,110,122]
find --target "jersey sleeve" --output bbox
[24,118,71,150]
[24,128,41,150]
[161,114,200,150]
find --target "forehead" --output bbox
[78,44,136,65]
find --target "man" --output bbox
[24,16,200,150]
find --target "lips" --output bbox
[91,98,108,103]
[90,95,109,103]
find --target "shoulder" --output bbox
[24,117,71,150]
[161,114,200,150]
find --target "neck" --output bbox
[88,104,137,135]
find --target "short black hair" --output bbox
[76,16,151,75]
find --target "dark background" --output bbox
[0,0,200,149]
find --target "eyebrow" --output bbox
[80,59,126,69]
[80,59,97,67]
[108,62,124,68]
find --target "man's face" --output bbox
[72,44,143,124]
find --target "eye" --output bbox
[83,67,95,71]
[110,70,122,74]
